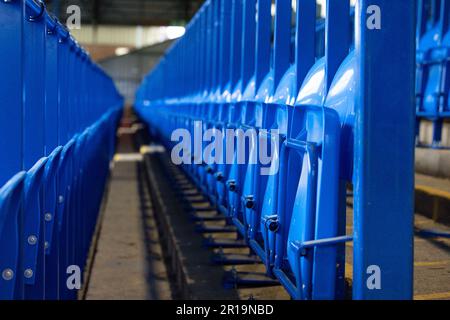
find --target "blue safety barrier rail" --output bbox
[135,0,415,300]
[416,0,450,147]
[0,0,123,299]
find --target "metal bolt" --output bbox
[24,269,33,279]
[27,235,37,245]
[44,241,49,249]
[245,196,255,209]
[58,195,64,204]
[2,269,14,281]
[215,172,223,181]
[227,180,236,192]
[268,220,279,232]
[45,213,52,222]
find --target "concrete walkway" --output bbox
[85,127,172,300]
[84,116,450,300]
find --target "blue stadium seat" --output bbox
[416,0,450,147]
[135,0,416,300]
[0,0,123,300]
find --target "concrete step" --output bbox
[415,173,450,226]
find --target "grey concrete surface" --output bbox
[85,131,172,300]
[84,120,450,300]
[415,173,450,225]
[416,148,450,179]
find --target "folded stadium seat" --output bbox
[244,0,317,276]
[188,2,221,194]
[264,0,353,300]
[205,0,246,207]
[196,0,256,236]
[416,0,449,147]
[271,104,341,300]
[55,138,77,300]
[441,18,450,116]
[225,0,276,230]
[0,173,26,300]
[21,158,48,300]
[0,0,123,300]
[135,0,416,300]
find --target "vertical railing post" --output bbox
[294,0,316,95]
[230,0,243,91]
[325,0,351,93]
[255,0,271,91]
[241,0,256,90]
[416,0,426,48]
[353,0,415,300]
[0,0,23,186]
[212,0,222,94]
[219,0,232,91]
[206,1,213,95]
[431,0,441,25]
[57,25,70,146]
[273,0,292,89]
[23,0,46,170]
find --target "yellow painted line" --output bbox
[139,145,165,155]
[415,236,450,243]
[345,263,353,278]
[344,260,450,280]
[345,238,450,248]
[416,184,450,200]
[414,219,434,226]
[113,153,143,162]
[414,291,450,300]
[414,260,450,267]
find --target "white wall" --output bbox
[71,25,185,48]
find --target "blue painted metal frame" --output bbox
[135,0,416,300]
[0,0,123,300]
[416,0,450,148]
[0,0,23,187]
[353,0,415,299]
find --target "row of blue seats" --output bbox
[136,0,415,300]
[416,0,450,147]
[136,0,354,300]
[291,0,449,148]
[0,1,123,299]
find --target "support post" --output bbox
[0,0,23,186]
[353,0,416,300]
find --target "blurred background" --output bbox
[42,0,342,106]
[44,0,203,105]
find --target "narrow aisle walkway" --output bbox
[85,120,172,300]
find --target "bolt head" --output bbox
[2,269,14,281]
[24,269,33,279]
[45,213,52,221]
[27,235,37,245]
[268,221,279,232]
[44,241,49,249]
[58,195,64,204]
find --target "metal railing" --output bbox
[136,0,415,300]
[416,0,450,148]
[0,0,123,300]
